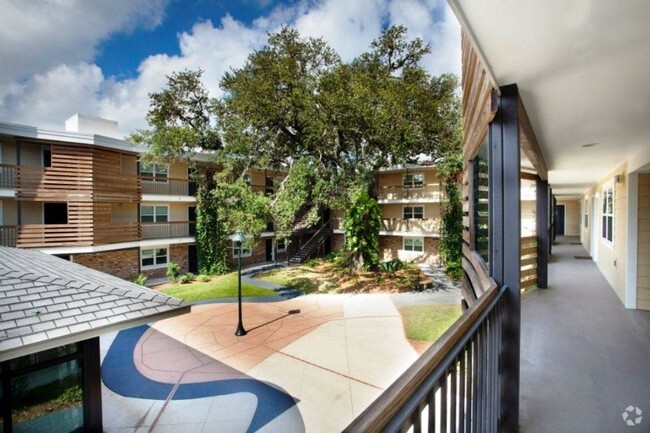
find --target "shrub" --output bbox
[178,273,195,284]
[445,262,463,281]
[304,258,318,267]
[167,262,181,282]
[197,274,211,282]
[378,259,405,274]
[133,274,148,286]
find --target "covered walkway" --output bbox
[521,237,650,432]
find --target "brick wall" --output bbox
[144,244,190,280]
[379,235,440,265]
[229,239,268,267]
[73,248,139,281]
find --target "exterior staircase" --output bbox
[289,221,332,264]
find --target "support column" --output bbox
[82,337,103,432]
[536,177,549,288]
[490,84,521,433]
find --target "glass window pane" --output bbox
[413,174,424,187]
[11,359,83,433]
[414,207,424,219]
[141,163,153,175]
[607,217,613,241]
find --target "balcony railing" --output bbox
[344,284,507,433]
[141,221,195,240]
[0,226,17,247]
[140,176,196,196]
[381,218,440,233]
[377,185,442,202]
[0,164,16,188]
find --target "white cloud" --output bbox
[0,0,461,137]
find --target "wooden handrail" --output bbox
[343,284,505,432]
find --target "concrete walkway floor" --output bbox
[520,237,650,433]
[101,291,462,433]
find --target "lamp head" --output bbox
[232,230,245,244]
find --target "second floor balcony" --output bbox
[377,184,442,203]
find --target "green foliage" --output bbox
[344,190,381,270]
[439,152,464,280]
[399,304,462,341]
[166,262,181,282]
[378,259,405,274]
[133,274,148,286]
[196,186,229,275]
[162,272,276,301]
[197,274,211,282]
[304,258,319,267]
[179,273,194,284]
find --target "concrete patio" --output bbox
[521,237,650,432]
[100,287,461,433]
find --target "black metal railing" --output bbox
[141,221,194,240]
[0,164,16,188]
[140,176,196,196]
[0,226,17,247]
[343,284,507,433]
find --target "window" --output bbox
[42,148,52,167]
[403,237,424,252]
[473,135,489,263]
[277,238,286,252]
[140,205,168,223]
[141,247,168,268]
[602,183,614,244]
[583,199,589,229]
[243,174,251,185]
[43,203,68,224]
[403,173,424,188]
[140,163,168,182]
[403,205,424,219]
[233,242,252,258]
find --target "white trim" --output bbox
[140,245,169,269]
[142,194,196,202]
[403,204,425,219]
[0,200,3,226]
[333,228,440,238]
[37,237,195,255]
[626,172,638,309]
[232,242,252,258]
[277,238,287,253]
[402,172,425,189]
[402,236,425,253]
[378,198,440,204]
[591,193,599,262]
[140,204,169,223]
[0,189,16,197]
[601,181,615,248]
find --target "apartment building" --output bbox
[0,114,291,281]
[332,164,443,265]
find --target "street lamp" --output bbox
[233,230,247,336]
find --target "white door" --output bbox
[591,194,599,262]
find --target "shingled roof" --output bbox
[0,246,191,361]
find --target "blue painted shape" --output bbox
[102,325,303,433]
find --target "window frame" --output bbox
[141,246,168,269]
[403,205,425,219]
[140,205,169,223]
[232,242,252,258]
[140,163,169,183]
[403,237,424,253]
[601,182,614,246]
[276,238,287,253]
[402,172,425,189]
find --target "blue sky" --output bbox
[0,0,460,136]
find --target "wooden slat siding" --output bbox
[93,147,140,203]
[520,171,538,182]
[520,236,538,290]
[518,96,548,180]
[461,30,497,163]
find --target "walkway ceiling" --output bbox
[451,0,650,198]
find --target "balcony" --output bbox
[381,218,440,234]
[140,176,196,197]
[377,185,442,203]
[0,164,16,189]
[141,221,195,240]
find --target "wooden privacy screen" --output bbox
[461,30,497,163]
[15,143,141,248]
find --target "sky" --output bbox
[0,0,461,138]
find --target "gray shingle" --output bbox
[2,310,26,321]
[32,321,56,332]
[7,326,32,338]
[22,332,48,345]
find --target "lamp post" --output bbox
[233,230,247,336]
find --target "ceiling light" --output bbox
[582,142,599,148]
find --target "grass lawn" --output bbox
[399,304,462,342]
[160,272,276,302]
